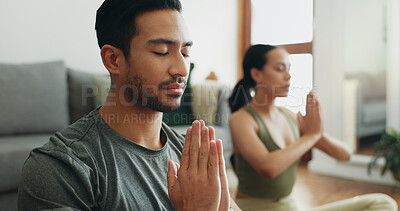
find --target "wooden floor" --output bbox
[227,162,400,210]
[292,162,400,210]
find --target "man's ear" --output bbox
[100,44,125,75]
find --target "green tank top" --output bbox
[234,105,300,198]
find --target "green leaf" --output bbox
[390,128,399,140]
[370,128,400,178]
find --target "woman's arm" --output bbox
[284,93,352,162]
[315,133,351,161]
[230,92,323,178]
[230,112,320,179]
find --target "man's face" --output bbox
[122,9,192,112]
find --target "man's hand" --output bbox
[167,120,221,211]
[208,126,230,211]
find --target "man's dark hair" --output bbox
[95,0,182,58]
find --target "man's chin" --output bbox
[162,95,183,112]
[148,100,181,113]
[143,94,183,112]
[162,106,180,113]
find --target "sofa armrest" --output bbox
[214,86,231,126]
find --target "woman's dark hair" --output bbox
[228,44,278,113]
[95,0,182,58]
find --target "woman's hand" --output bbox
[297,91,323,139]
[167,120,221,211]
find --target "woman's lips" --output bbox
[283,85,290,91]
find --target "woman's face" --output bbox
[255,48,291,97]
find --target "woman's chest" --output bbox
[261,115,296,149]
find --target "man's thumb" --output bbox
[167,160,178,190]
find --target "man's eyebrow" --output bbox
[148,39,193,47]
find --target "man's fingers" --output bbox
[208,140,219,178]
[199,126,209,174]
[174,161,180,172]
[216,139,230,211]
[216,139,226,177]
[167,160,178,193]
[216,139,227,188]
[200,120,205,128]
[180,127,192,171]
[189,120,201,174]
[209,126,216,141]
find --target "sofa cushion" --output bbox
[0,61,69,135]
[215,86,231,126]
[191,82,221,125]
[0,134,51,192]
[366,71,386,102]
[346,72,386,102]
[361,100,386,125]
[68,68,97,123]
[92,74,111,108]
[0,189,18,211]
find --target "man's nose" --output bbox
[169,53,189,78]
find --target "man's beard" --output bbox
[124,70,186,113]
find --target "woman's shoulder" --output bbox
[229,107,258,127]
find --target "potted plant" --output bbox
[368,128,400,181]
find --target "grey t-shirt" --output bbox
[18,109,185,211]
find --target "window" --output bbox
[238,0,314,113]
[251,0,313,45]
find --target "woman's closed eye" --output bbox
[275,65,285,71]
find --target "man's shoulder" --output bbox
[29,110,101,168]
[43,110,98,149]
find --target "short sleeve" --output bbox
[18,148,96,210]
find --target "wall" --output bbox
[344,0,387,75]
[309,0,400,186]
[387,0,400,131]
[0,0,238,86]
[181,1,238,86]
[313,0,345,139]
[0,0,104,73]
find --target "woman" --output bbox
[228,44,397,211]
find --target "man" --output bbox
[18,0,239,210]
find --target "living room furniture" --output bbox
[345,71,386,139]
[0,61,232,211]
